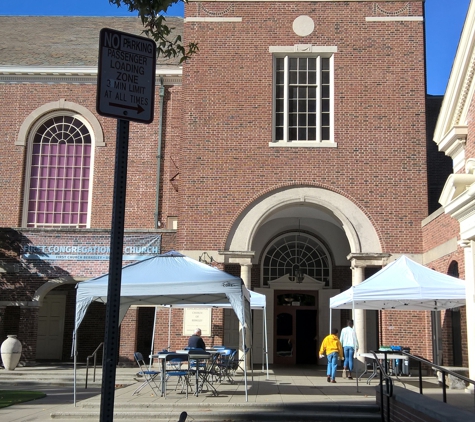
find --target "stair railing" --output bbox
[401,350,475,412]
[369,350,394,422]
[85,342,104,389]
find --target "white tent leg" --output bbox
[242,325,248,402]
[148,306,158,371]
[264,305,269,379]
[73,333,77,407]
[168,306,172,350]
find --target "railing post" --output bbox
[442,369,447,403]
[85,358,89,389]
[418,360,422,394]
[93,353,97,382]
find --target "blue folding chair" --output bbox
[164,354,191,398]
[133,352,161,396]
[216,348,238,384]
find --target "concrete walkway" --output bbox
[0,365,473,421]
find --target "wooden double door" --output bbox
[274,291,318,365]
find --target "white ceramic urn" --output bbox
[1,335,22,370]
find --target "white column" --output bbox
[463,241,475,388]
[239,262,253,369]
[240,263,252,290]
[351,265,366,360]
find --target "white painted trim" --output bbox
[16,100,104,147]
[269,46,337,54]
[434,1,475,144]
[422,238,459,265]
[365,17,423,22]
[226,187,381,254]
[19,102,102,228]
[185,17,242,22]
[33,277,78,305]
[439,174,475,207]
[268,141,337,148]
[0,66,182,85]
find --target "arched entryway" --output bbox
[224,186,382,365]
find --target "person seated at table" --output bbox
[188,328,206,350]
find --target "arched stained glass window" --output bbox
[262,232,331,286]
[25,114,92,228]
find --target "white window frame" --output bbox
[269,45,337,148]
[22,111,96,229]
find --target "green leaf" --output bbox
[108,0,198,62]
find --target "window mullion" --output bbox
[316,56,321,143]
[284,55,289,143]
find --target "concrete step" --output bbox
[0,368,137,387]
[51,403,382,421]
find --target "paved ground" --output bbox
[0,365,473,421]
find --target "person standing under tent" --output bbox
[340,319,359,379]
[319,328,343,383]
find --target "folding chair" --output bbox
[188,350,218,396]
[164,354,191,398]
[236,347,250,373]
[133,352,161,396]
[216,348,237,384]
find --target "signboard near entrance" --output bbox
[97,28,156,123]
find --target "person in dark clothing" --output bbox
[187,328,206,350]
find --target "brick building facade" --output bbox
[0,1,471,377]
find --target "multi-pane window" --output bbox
[25,115,92,228]
[274,55,332,143]
[262,232,331,286]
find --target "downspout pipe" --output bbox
[155,77,165,229]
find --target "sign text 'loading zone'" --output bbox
[97,28,156,123]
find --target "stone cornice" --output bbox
[346,253,391,268]
[0,66,182,85]
[434,2,475,145]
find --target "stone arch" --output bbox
[16,99,105,146]
[226,186,381,254]
[33,276,79,305]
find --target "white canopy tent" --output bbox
[330,255,466,311]
[73,251,252,402]
[329,255,466,390]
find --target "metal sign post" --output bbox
[100,118,129,421]
[96,28,156,421]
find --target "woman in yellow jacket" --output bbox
[319,328,344,383]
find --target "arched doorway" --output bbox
[224,186,382,365]
[263,231,329,364]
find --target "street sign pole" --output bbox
[95,28,156,422]
[100,118,129,422]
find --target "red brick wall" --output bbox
[150,307,224,353]
[422,211,467,366]
[179,1,427,253]
[119,308,138,363]
[0,84,181,229]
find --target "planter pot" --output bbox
[1,335,22,370]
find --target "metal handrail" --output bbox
[369,350,394,422]
[85,342,104,389]
[401,351,475,412]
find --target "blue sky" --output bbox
[0,0,470,95]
